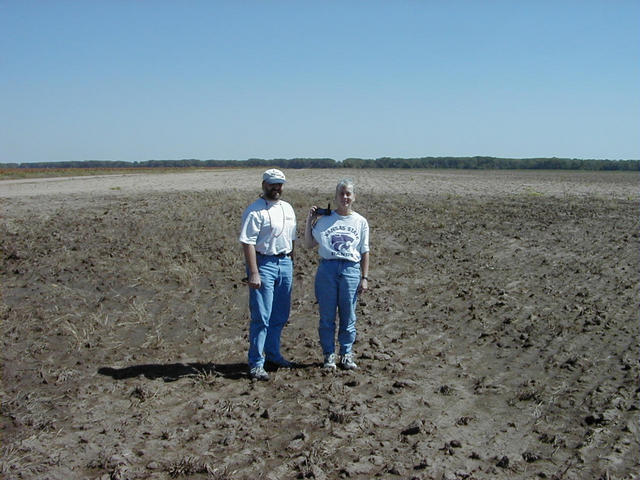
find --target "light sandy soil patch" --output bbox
[1,168,637,200]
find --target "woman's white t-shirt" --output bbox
[312,211,369,262]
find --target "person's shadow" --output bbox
[98,361,311,382]
[98,362,248,382]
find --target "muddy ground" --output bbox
[1,169,638,479]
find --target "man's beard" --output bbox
[264,188,281,200]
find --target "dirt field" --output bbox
[1,168,638,479]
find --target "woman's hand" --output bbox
[358,278,368,293]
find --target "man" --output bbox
[239,168,297,380]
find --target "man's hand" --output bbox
[248,271,261,289]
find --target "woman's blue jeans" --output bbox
[248,255,292,369]
[315,259,361,356]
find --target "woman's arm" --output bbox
[359,251,369,293]
[304,207,319,249]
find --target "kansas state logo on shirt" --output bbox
[321,224,360,258]
[331,233,354,253]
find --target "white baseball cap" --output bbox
[262,168,286,184]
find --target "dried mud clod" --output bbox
[522,451,541,463]
[456,416,474,426]
[438,384,454,395]
[401,420,423,436]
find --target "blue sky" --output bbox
[1,0,639,163]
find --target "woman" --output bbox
[304,178,369,370]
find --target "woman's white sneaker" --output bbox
[340,353,357,370]
[323,353,337,370]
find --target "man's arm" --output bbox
[242,242,261,289]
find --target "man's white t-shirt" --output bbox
[239,197,297,255]
[312,211,369,262]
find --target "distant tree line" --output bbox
[2,156,638,171]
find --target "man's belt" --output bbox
[257,251,291,258]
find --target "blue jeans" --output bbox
[315,259,361,356]
[248,255,293,369]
